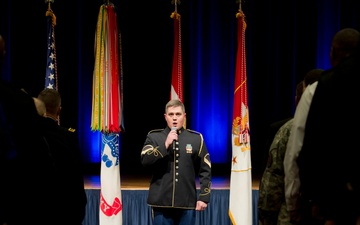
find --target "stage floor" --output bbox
[84,174,260,190]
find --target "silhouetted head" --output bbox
[296,68,324,106]
[37,88,61,120]
[330,28,360,67]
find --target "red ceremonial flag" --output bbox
[228,9,252,225]
[170,10,183,102]
[92,3,124,225]
[170,9,186,127]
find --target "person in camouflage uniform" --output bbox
[258,117,295,225]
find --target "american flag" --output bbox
[45,8,57,90]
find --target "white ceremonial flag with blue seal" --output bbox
[99,133,122,224]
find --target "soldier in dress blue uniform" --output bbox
[141,99,212,225]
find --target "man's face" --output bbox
[164,106,186,129]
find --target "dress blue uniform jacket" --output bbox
[141,126,211,209]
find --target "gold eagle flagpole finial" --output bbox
[171,0,181,14]
[236,0,246,29]
[45,0,54,9]
[45,0,56,26]
[236,0,247,15]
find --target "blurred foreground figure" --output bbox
[0,34,87,225]
[284,28,360,225]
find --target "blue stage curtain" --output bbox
[83,190,100,225]
[82,189,259,225]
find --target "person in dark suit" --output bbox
[141,99,211,225]
[37,88,87,225]
[295,28,360,224]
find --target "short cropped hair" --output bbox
[165,99,185,113]
[37,88,61,115]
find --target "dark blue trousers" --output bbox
[152,207,195,225]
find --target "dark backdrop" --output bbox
[1,0,359,178]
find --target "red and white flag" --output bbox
[228,9,252,225]
[170,11,183,102]
[170,9,186,128]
